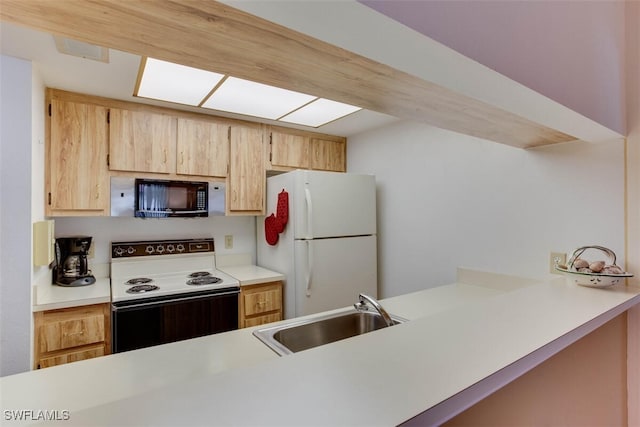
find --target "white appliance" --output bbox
[257,170,377,319]
[110,239,239,303]
[110,238,240,353]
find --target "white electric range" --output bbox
[110,238,240,353]
[110,239,239,303]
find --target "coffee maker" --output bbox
[54,236,96,287]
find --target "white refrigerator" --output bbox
[257,170,377,319]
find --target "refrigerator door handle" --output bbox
[304,187,313,239]
[306,240,313,296]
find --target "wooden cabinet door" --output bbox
[270,131,309,169]
[227,125,265,214]
[243,287,283,317]
[37,310,105,353]
[239,281,283,328]
[38,344,105,369]
[49,99,109,211]
[109,108,176,174]
[34,303,110,369]
[310,138,346,172]
[177,118,229,177]
[244,313,282,328]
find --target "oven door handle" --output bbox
[112,289,240,311]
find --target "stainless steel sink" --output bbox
[253,309,407,356]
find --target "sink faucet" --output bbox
[354,294,395,327]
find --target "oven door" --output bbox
[111,288,239,353]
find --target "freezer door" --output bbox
[293,235,377,318]
[293,171,376,239]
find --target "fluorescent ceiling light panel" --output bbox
[202,77,315,119]
[280,98,362,127]
[137,58,225,106]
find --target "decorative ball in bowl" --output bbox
[555,245,633,288]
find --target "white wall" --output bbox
[348,121,625,298]
[54,216,257,266]
[30,62,46,370]
[31,66,45,224]
[0,55,32,376]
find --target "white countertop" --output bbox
[217,264,285,286]
[33,278,111,312]
[4,271,640,426]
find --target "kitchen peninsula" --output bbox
[2,270,639,426]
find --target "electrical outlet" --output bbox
[550,251,566,274]
[224,235,233,249]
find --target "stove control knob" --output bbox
[156,245,164,254]
[145,245,155,254]
[176,244,185,252]
[127,247,136,255]
[114,247,125,257]
[166,244,175,253]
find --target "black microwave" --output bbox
[134,179,208,218]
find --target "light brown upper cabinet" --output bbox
[310,138,346,172]
[48,98,109,215]
[269,131,310,170]
[227,125,265,215]
[109,108,176,174]
[176,118,229,178]
[266,128,346,173]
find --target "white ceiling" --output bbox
[0,21,400,137]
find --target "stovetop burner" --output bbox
[188,271,212,278]
[186,276,222,286]
[126,284,160,294]
[126,277,153,285]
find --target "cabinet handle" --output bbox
[180,152,184,165]
[163,149,167,164]
[95,184,100,200]
[64,330,85,337]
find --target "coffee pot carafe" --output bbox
[54,236,96,287]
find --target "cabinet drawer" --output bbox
[244,313,282,328]
[38,344,105,369]
[243,288,282,316]
[38,312,105,353]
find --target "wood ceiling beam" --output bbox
[0,0,576,148]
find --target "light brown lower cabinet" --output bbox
[38,344,105,369]
[34,303,110,369]
[239,281,283,328]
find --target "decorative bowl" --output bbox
[555,245,633,288]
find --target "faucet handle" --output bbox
[354,300,368,311]
[354,293,372,311]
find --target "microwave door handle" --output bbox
[153,185,158,215]
[154,185,159,217]
[146,185,152,215]
[149,185,154,217]
[138,183,143,211]
[139,183,146,214]
[162,186,167,212]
